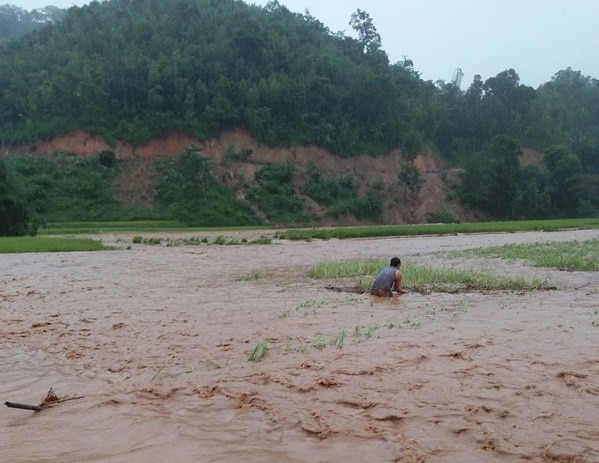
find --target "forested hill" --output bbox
[0,0,597,159]
[2,0,426,156]
[0,0,598,225]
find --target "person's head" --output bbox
[390,257,401,268]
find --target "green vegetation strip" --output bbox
[0,236,110,253]
[457,238,599,271]
[275,218,599,240]
[38,218,599,239]
[40,221,184,234]
[40,221,268,235]
[310,258,548,293]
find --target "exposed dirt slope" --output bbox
[8,129,482,224]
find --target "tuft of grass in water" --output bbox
[248,341,269,361]
[132,234,271,247]
[457,238,599,271]
[201,359,221,371]
[150,365,192,381]
[285,336,307,354]
[213,235,227,245]
[182,236,209,245]
[311,335,327,350]
[145,237,163,245]
[330,328,347,348]
[309,258,548,293]
[354,323,380,342]
[298,299,324,316]
[131,236,164,245]
[237,271,266,282]
[248,236,272,245]
[0,236,112,253]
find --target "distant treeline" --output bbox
[0,4,66,43]
[0,0,598,234]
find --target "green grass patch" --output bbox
[248,341,269,362]
[311,335,327,350]
[404,264,545,293]
[275,218,599,240]
[0,236,111,253]
[237,271,266,282]
[310,258,382,278]
[456,238,599,271]
[40,220,187,234]
[131,234,272,247]
[331,328,348,348]
[39,221,267,235]
[38,217,599,240]
[309,258,548,293]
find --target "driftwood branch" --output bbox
[5,401,43,411]
[4,394,84,412]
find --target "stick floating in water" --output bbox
[4,401,44,411]
[4,389,84,413]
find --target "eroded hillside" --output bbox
[9,130,481,225]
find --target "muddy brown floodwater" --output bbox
[1,229,598,463]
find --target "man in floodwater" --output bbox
[370,257,408,297]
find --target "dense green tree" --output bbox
[303,165,358,206]
[543,145,583,214]
[486,135,522,219]
[0,158,33,235]
[349,9,383,56]
[511,165,552,219]
[248,162,309,224]
[459,135,525,219]
[155,149,261,226]
[398,164,423,194]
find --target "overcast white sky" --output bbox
[10,0,599,89]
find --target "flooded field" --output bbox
[1,229,598,462]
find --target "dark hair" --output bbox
[390,257,401,267]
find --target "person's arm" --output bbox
[394,269,408,294]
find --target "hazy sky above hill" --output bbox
[12,0,599,89]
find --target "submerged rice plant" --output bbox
[309,259,548,293]
[248,341,269,361]
[460,238,599,271]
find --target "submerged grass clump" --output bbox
[457,238,599,271]
[248,341,269,361]
[237,271,267,282]
[354,323,380,342]
[331,328,347,348]
[132,234,272,247]
[309,258,382,279]
[309,258,548,293]
[406,264,544,292]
